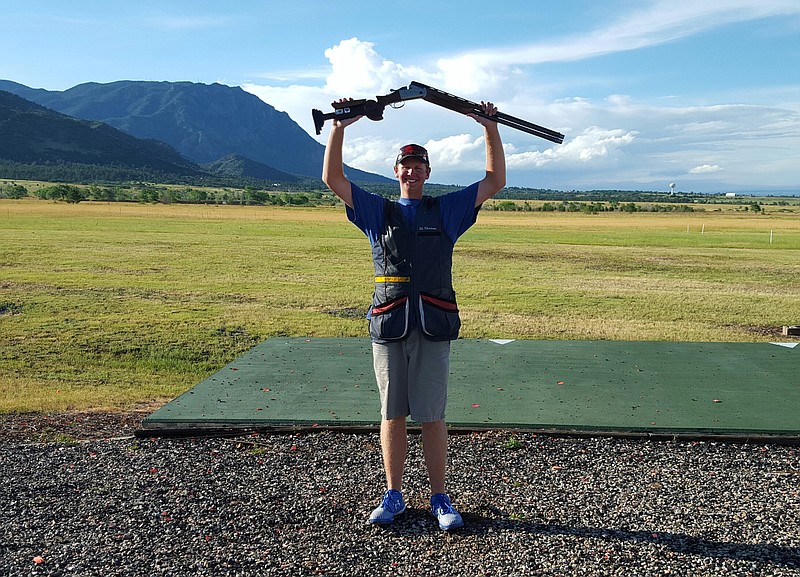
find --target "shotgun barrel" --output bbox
[411,82,564,144]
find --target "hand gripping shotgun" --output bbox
[312,81,565,144]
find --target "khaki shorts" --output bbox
[372,329,451,422]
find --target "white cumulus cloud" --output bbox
[323,37,427,95]
[689,164,723,174]
[507,127,637,168]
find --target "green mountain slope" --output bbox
[0,90,201,176]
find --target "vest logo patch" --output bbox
[418,225,441,236]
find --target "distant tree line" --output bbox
[485,200,700,213]
[6,182,776,214]
[0,161,789,209]
[0,160,210,187]
[0,160,326,193]
[0,182,341,206]
[496,187,710,204]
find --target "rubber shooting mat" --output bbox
[140,338,799,441]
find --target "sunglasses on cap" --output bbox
[395,144,429,166]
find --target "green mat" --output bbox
[140,338,799,440]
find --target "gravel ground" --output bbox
[1,413,799,576]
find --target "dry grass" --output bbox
[2,199,799,412]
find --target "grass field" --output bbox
[2,199,799,413]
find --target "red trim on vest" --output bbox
[420,293,459,312]
[371,296,408,315]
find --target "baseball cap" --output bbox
[395,144,429,166]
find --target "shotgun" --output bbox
[312,81,564,144]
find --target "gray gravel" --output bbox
[2,431,799,576]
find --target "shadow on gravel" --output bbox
[382,511,800,569]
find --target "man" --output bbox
[322,99,506,531]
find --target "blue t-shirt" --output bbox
[346,182,481,246]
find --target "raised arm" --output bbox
[470,102,507,207]
[322,102,361,208]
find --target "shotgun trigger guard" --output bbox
[389,85,426,110]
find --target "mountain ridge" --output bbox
[0,89,202,177]
[0,79,390,183]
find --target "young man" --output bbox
[322,100,506,530]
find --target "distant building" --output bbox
[725,192,736,197]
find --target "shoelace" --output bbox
[433,498,454,515]
[383,491,402,512]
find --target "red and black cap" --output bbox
[395,144,429,166]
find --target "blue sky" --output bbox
[3,0,799,193]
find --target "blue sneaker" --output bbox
[431,493,464,531]
[368,489,406,525]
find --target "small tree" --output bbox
[1,184,28,198]
[38,184,85,202]
[495,200,517,211]
[65,186,86,203]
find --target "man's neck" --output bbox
[400,188,424,200]
[398,195,421,205]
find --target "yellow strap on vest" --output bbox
[374,276,411,283]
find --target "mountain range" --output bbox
[0,79,389,184]
[0,90,201,176]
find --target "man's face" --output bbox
[394,158,431,198]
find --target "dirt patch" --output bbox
[723,324,795,339]
[325,307,366,319]
[0,411,148,443]
[0,301,22,316]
